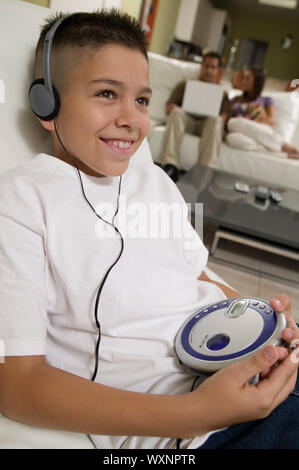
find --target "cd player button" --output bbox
[259,304,266,309]
[252,301,259,306]
[265,309,272,314]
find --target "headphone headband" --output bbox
[43,16,65,97]
[29,16,66,120]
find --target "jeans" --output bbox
[199,373,299,449]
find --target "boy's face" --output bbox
[47,44,152,177]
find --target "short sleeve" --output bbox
[230,97,241,117]
[167,80,186,107]
[264,96,274,108]
[0,214,47,356]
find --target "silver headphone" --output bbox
[29,17,64,120]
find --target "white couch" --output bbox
[148,52,299,191]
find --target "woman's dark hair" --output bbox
[243,65,266,101]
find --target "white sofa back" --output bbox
[269,92,299,144]
[0,0,52,175]
[148,52,200,125]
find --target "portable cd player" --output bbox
[175,297,286,377]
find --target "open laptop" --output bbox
[182,80,224,117]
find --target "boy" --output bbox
[0,10,298,450]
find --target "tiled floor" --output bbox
[203,222,299,322]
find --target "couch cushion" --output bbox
[0,0,52,175]
[268,91,299,142]
[148,125,200,170]
[148,52,200,123]
[220,142,299,191]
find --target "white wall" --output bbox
[175,0,221,50]
[120,0,142,18]
[102,0,121,8]
[50,0,121,12]
[194,0,214,49]
[175,0,199,43]
[0,80,5,104]
[206,9,226,53]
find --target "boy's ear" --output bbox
[37,117,55,132]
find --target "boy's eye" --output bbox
[136,96,150,107]
[96,90,116,99]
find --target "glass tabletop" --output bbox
[177,164,299,250]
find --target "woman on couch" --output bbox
[226,66,299,159]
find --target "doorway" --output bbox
[236,37,269,69]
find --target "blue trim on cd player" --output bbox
[181,298,277,361]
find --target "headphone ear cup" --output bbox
[29,78,60,121]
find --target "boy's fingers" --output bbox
[282,327,296,344]
[257,351,298,399]
[270,295,297,327]
[271,370,298,410]
[270,295,298,338]
[259,346,289,379]
[270,294,291,312]
[233,346,279,383]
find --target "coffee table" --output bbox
[177,164,299,281]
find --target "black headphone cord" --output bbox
[53,120,125,382]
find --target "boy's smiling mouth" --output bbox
[100,138,136,155]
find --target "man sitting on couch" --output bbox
[159,52,230,182]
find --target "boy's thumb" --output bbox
[241,346,278,380]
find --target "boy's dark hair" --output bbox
[202,52,222,67]
[243,65,266,101]
[34,9,149,95]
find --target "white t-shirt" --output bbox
[0,149,226,449]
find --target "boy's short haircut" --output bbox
[34,9,149,96]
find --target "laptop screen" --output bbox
[182,80,224,117]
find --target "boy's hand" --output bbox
[270,294,299,344]
[191,342,297,436]
[166,103,180,116]
[189,294,298,436]
[259,294,299,379]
